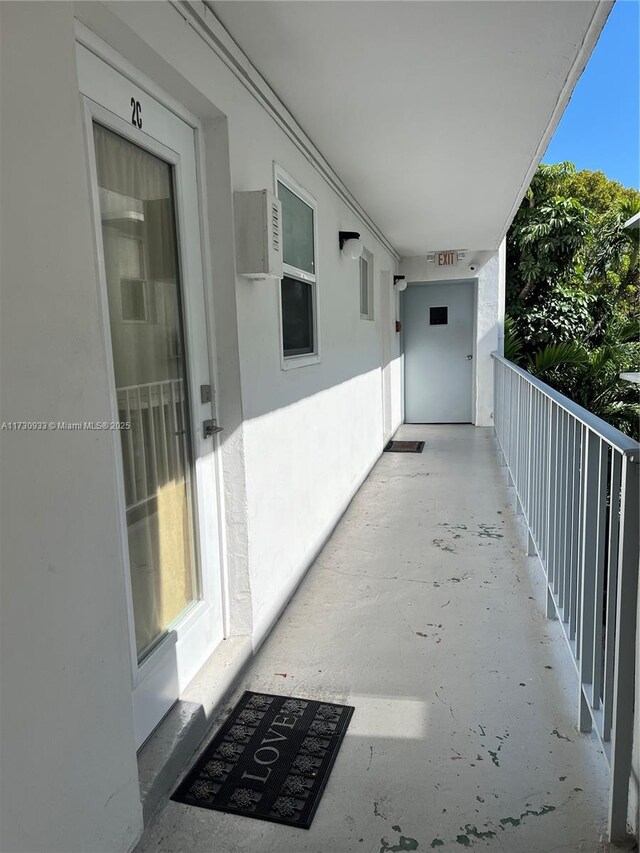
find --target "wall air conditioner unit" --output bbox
[234,190,283,280]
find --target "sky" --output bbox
[542,0,639,189]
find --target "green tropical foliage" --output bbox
[507,164,590,308]
[506,162,639,440]
[563,168,640,215]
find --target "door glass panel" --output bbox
[93,124,199,661]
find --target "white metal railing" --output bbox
[492,353,640,842]
[117,378,188,512]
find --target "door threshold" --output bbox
[137,635,253,825]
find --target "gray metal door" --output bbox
[403,281,474,423]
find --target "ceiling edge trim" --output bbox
[495,0,615,248]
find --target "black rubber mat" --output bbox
[171,691,354,828]
[384,440,425,453]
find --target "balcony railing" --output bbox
[492,353,640,842]
[117,378,189,512]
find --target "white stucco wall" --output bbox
[0,5,143,852]
[399,244,505,427]
[230,150,399,642]
[0,3,401,851]
[474,249,504,426]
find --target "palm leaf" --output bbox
[503,316,524,363]
[529,342,589,374]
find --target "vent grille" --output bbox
[272,202,280,252]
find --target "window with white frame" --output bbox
[276,170,318,361]
[359,248,374,320]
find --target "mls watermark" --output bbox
[1,421,131,431]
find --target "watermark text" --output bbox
[1,421,131,431]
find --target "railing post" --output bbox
[515,376,522,512]
[561,416,575,620]
[536,392,543,549]
[542,396,551,563]
[494,359,505,465]
[499,363,506,466]
[567,419,580,641]
[602,451,622,742]
[545,402,558,618]
[525,384,534,529]
[591,440,608,709]
[554,411,566,603]
[506,369,514,483]
[608,455,639,842]
[578,429,599,732]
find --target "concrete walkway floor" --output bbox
[136,425,630,853]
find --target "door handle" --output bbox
[203,419,223,438]
[466,354,473,360]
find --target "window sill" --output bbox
[281,353,321,371]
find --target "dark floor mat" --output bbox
[171,691,354,829]
[384,440,425,453]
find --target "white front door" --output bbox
[78,44,224,747]
[403,281,475,423]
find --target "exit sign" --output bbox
[437,251,456,266]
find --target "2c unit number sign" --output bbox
[130,97,142,129]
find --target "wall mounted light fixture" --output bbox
[339,230,364,260]
[394,275,408,292]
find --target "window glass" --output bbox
[278,181,315,274]
[282,276,314,356]
[360,256,369,317]
[430,306,448,325]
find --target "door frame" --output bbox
[77,35,229,746]
[400,278,478,425]
[379,270,393,442]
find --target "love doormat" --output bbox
[172,691,354,828]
